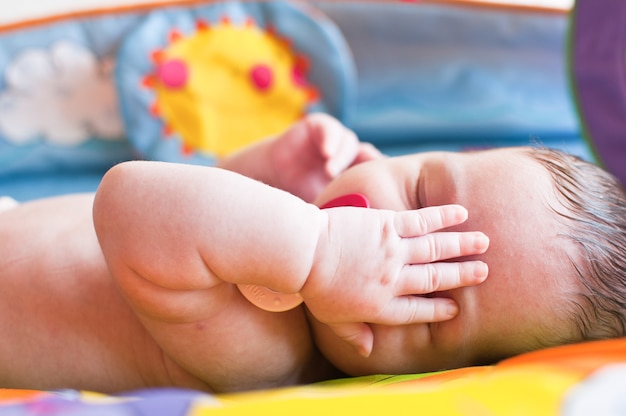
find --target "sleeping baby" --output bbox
[0,114,624,394]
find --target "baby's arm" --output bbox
[94,162,328,389]
[93,162,488,374]
[94,162,324,299]
[217,113,382,202]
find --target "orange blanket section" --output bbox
[1,338,625,415]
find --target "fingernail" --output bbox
[454,206,469,222]
[474,262,489,280]
[446,301,459,317]
[474,233,490,251]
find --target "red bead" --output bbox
[250,64,273,91]
[156,59,189,90]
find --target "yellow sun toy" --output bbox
[141,16,319,158]
[115,2,354,165]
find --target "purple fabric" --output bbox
[572,0,626,186]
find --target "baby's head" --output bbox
[526,147,626,342]
[310,146,626,376]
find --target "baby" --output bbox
[0,114,624,395]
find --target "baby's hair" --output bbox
[525,147,626,341]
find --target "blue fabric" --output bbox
[0,1,592,201]
[0,16,141,179]
[317,2,585,156]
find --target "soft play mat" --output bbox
[115,1,353,165]
[1,338,626,415]
[0,0,593,201]
[1,0,626,415]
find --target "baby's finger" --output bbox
[307,113,350,156]
[395,205,468,237]
[324,130,361,177]
[326,322,374,358]
[377,296,459,325]
[396,260,488,295]
[404,231,489,263]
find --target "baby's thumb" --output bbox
[328,322,374,358]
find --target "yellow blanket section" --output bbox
[1,338,625,415]
[202,368,574,415]
[196,338,626,415]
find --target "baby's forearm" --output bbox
[93,161,321,295]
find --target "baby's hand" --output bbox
[300,204,489,357]
[268,113,382,202]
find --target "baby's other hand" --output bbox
[301,204,489,358]
[268,113,382,202]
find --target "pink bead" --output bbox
[156,59,188,89]
[250,64,273,91]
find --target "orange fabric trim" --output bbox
[0,0,215,34]
[0,389,51,402]
[498,338,626,377]
[0,0,568,34]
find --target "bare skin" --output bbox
[0,115,581,395]
[91,163,487,393]
[0,114,487,393]
[311,148,582,375]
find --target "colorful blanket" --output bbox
[1,1,625,415]
[1,338,625,415]
[0,0,590,201]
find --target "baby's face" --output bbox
[311,147,582,375]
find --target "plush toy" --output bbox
[115,1,354,166]
[142,16,319,157]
